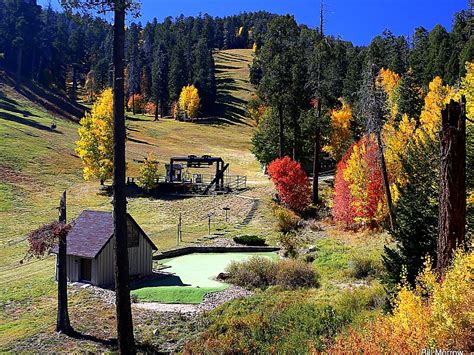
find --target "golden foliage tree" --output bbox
[76,88,114,184]
[324,98,352,161]
[138,153,160,191]
[377,68,401,120]
[178,84,200,119]
[419,76,455,141]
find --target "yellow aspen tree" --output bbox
[252,42,257,53]
[418,76,456,141]
[377,68,401,120]
[382,114,417,201]
[76,88,114,184]
[179,84,200,119]
[324,98,352,161]
[138,152,160,191]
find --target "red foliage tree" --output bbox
[268,156,311,213]
[332,143,357,227]
[333,135,387,229]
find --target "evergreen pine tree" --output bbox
[383,138,439,288]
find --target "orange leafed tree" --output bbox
[268,156,311,213]
[324,98,353,162]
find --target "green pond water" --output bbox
[131,252,277,304]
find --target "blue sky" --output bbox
[39,0,468,46]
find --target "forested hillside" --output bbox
[0,0,472,353]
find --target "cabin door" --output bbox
[80,258,92,282]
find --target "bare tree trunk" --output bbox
[56,190,72,334]
[154,95,159,121]
[278,105,284,158]
[112,2,135,353]
[312,1,324,206]
[16,46,23,83]
[312,127,320,205]
[132,93,135,115]
[71,65,77,101]
[436,98,467,278]
[376,134,395,229]
[292,109,298,161]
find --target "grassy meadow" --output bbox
[0,48,278,349]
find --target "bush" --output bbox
[279,232,301,258]
[274,206,301,233]
[138,153,160,192]
[127,93,145,113]
[348,253,383,279]
[233,235,266,246]
[226,256,277,290]
[225,256,319,290]
[275,259,320,289]
[144,101,157,116]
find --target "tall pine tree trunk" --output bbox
[132,93,135,115]
[278,105,284,158]
[56,190,72,334]
[312,126,320,205]
[292,109,299,161]
[112,2,135,353]
[436,98,467,278]
[72,65,77,101]
[16,46,23,83]
[154,95,159,121]
[376,133,395,229]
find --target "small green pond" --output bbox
[131,252,277,304]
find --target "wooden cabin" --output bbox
[53,210,157,287]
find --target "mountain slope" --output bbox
[0,49,273,350]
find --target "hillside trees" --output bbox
[76,88,114,184]
[256,16,308,159]
[126,23,141,114]
[151,44,168,120]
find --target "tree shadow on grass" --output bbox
[0,111,62,133]
[67,330,117,348]
[131,273,191,289]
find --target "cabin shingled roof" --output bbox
[52,210,157,258]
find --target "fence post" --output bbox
[179,212,182,242]
[208,214,211,235]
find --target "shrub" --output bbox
[268,156,311,212]
[279,232,301,258]
[226,256,277,290]
[348,253,383,279]
[274,206,301,233]
[127,93,145,113]
[144,101,157,116]
[225,256,319,290]
[275,259,320,289]
[138,153,160,192]
[233,235,266,246]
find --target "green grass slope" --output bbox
[0,49,275,349]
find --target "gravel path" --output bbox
[133,285,253,313]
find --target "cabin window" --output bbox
[127,219,139,248]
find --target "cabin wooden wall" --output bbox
[94,225,154,286]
